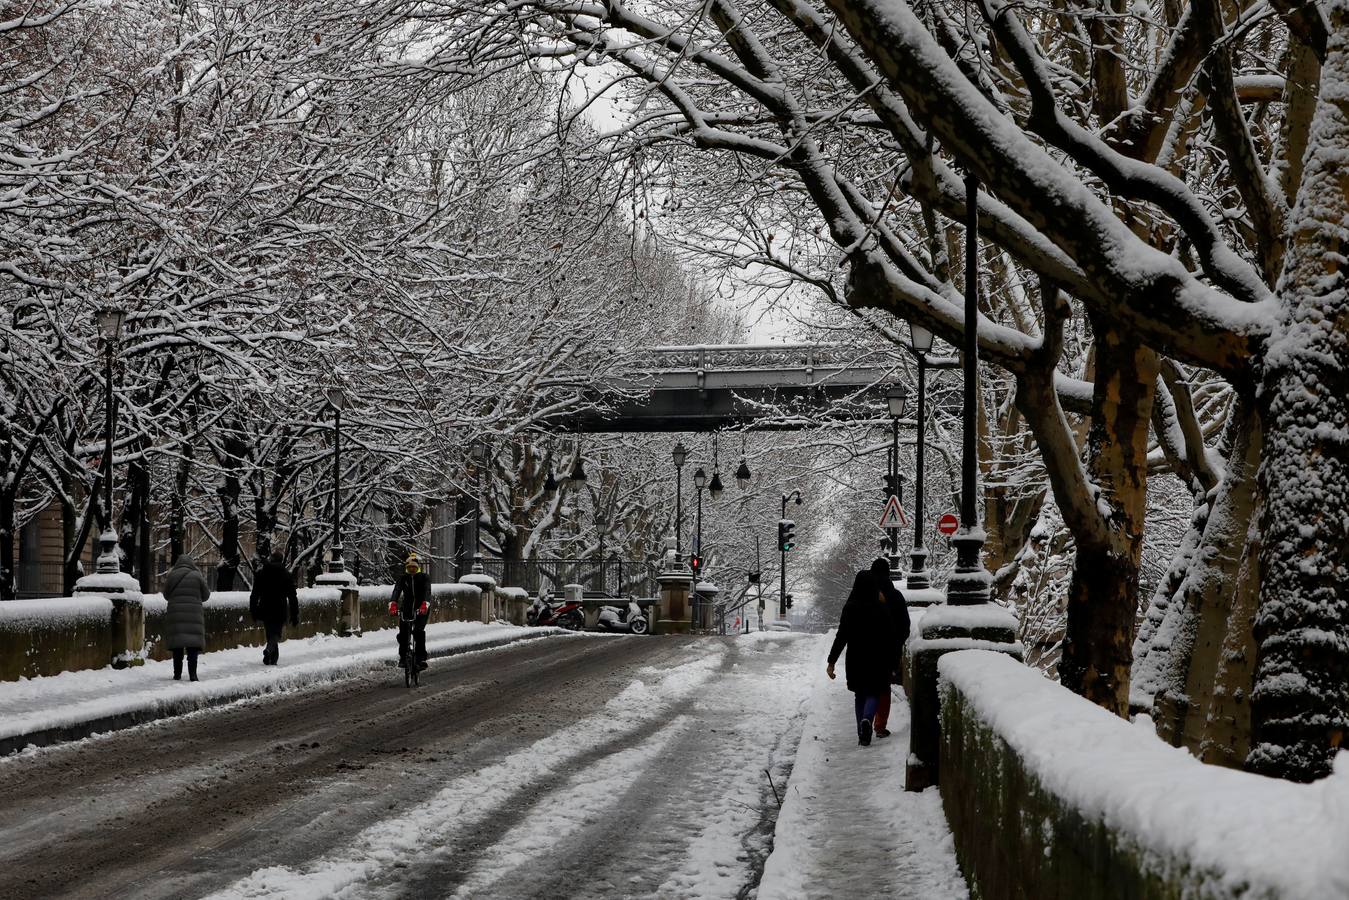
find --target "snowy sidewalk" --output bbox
[758,639,968,899]
[0,621,559,754]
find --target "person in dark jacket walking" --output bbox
[164,554,211,681]
[390,554,431,670]
[250,552,299,665]
[869,557,912,739]
[827,569,904,745]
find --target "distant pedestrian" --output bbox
[390,554,431,670]
[826,569,903,746]
[250,551,299,665]
[164,554,211,681]
[869,558,912,739]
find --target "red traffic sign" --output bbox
[937,513,960,535]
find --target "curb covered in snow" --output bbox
[0,625,562,756]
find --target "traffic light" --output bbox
[883,473,899,497]
[778,519,796,552]
[785,593,794,610]
[690,553,702,573]
[748,570,760,584]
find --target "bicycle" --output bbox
[389,599,428,688]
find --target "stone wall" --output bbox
[0,597,116,680]
[0,583,483,680]
[937,650,1349,900]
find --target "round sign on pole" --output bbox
[937,513,960,535]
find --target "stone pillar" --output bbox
[656,566,693,635]
[315,569,359,636]
[459,572,497,623]
[695,580,719,633]
[74,564,145,668]
[905,602,1022,791]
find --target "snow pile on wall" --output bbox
[0,596,114,632]
[938,650,1349,899]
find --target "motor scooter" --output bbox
[596,598,650,635]
[526,592,584,630]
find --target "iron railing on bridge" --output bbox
[477,558,658,598]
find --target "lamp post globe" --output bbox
[909,322,935,355]
[735,458,752,490]
[96,306,126,341]
[672,442,688,469]
[693,467,707,490]
[709,471,724,501]
[886,383,909,419]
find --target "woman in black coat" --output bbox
[827,569,904,745]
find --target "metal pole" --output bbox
[779,494,787,619]
[332,407,341,549]
[909,354,930,589]
[675,466,683,562]
[948,171,988,605]
[891,415,900,561]
[104,340,114,529]
[693,485,703,631]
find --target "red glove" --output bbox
[388,601,398,616]
[418,601,429,615]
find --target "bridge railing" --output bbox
[477,558,658,598]
[640,343,895,373]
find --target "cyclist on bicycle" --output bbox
[388,554,431,670]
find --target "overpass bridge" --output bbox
[552,343,940,432]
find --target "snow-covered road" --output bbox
[0,630,968,899]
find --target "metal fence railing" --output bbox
[477,558,657,598]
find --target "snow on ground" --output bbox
[201,641,738,900]
[757,633,968,900]
[0,621,557,749]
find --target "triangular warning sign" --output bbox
[880,495,908,528]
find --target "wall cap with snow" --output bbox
[937,650,1349,900]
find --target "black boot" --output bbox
[858,718,872,746]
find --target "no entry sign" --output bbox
[937,513,960,535]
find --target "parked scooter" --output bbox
[596,598,650,635]
[527,592,584,631]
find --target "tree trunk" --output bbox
[1058,320,1157,714]
[1249,8,1349,781]
[1146,400,1262,752]
[0,488,14,604]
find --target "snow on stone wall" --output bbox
[0,596,114,632]
[938,650,1349,899]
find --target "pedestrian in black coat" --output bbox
[827,569,904,745]
[250,552,299,665]
[391,554,431,669]
[868,557,912,739]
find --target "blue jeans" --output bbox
[854,693,880,725]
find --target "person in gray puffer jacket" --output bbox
[164,554,211,681]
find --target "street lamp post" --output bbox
[908,323,935,590]
[470,440,489,574]
[95,307,126,573]
[885,384,909,572]
[672,443,688,565]
[780,490,801,618]
[692,466,706,630]
[325,386,346,574]
[948,172,989,605]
